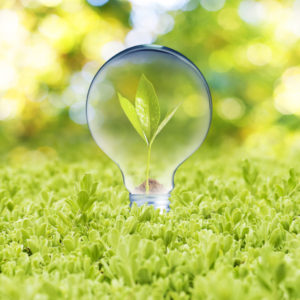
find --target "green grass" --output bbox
[0,144,300,300]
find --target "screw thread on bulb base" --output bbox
[129,193,170,212]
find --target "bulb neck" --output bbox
[129,193,170,212]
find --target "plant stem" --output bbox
[145,144,152,193]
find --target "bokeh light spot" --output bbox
[0,10,22,45]
[130,8,159,32]
[81,61,100,82]
[39,0,62,7]
[274,66,300,115]
[200,0,225,11]
[217,8,240,30]
[238,0,265,25]
[0,97,19,120]
[125,29,154,47]
[70,72,90,97]
[247,43,272,66]
[154,14,174,35]
[39,14,69,42]
[0,61,18,91]
[218,97,245,120]
[82,31,113,60]
[129,0,189,11]
[101,41,125,61]
[183,94,209,118]
[23,41,56,70]
[61,88,77,107]
[69,102,88,124]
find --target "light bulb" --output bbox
[86,45,212,212]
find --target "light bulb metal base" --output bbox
[129,193,170,212]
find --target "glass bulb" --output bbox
[86,45,212,212]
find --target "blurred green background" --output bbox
[0,0,300,163]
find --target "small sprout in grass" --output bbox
[232,208,242,224]
[207,241,219,269]
[269,227,285,248]
[65,173,99,223]
[242,159,258,186]
[118,74,181,193]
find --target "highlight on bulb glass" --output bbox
[86,45,212,212]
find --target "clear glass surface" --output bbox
[86,45,212,210]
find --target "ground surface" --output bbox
[0,144,300,300]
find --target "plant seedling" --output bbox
[118,74,181,193]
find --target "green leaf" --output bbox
[207,241,218,269]
[275,262,286,284]
[143,240,154,259]
[118,93,147,144]
[164,230,174,247]
[77,190,89,211]
[269,227,284,248]
[81,173,92,192]
[150,103,181,144]
[135,74,160,141]
[137,267,152,284]
[64,237,76,252]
